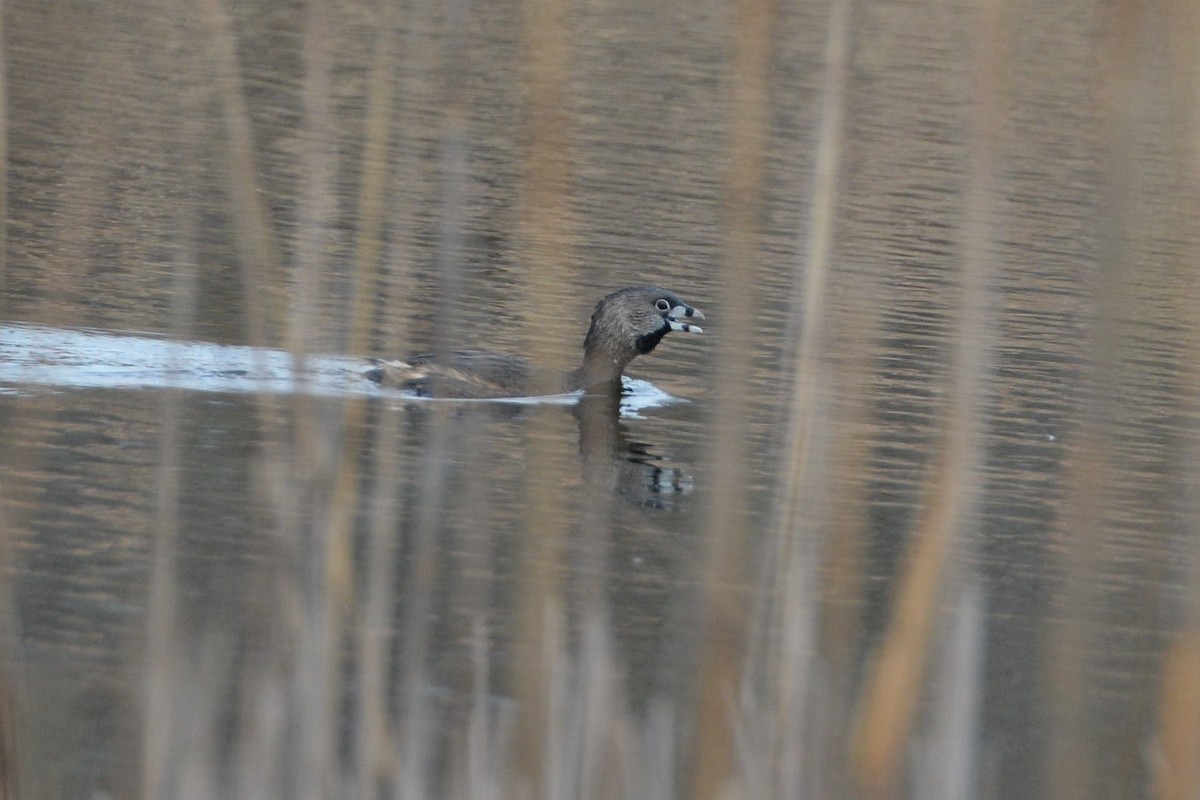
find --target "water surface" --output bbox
[2,0,1197,798]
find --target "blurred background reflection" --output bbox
[1,0,1198,798]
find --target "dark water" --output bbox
[2,0,1198,798]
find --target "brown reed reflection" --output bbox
[512,0,576,793]
[853,0,1007,795]
[1155,3,1200,795]
[688,0,776,794]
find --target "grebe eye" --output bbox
[655,298,671,312]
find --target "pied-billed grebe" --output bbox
[363,286,704,398]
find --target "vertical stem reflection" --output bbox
[692,0,776,797]
[853,0,1007,794]
[514,0,575,793]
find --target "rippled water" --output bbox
[2,0,1198,798]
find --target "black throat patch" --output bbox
[633,323,670,355]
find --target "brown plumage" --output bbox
[363,286,704,398]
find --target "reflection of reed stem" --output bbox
[0,2,7,321]
[291,4,345,799]
[513,0,576,792]
[195,0,282,350]
[1154,6,1200,799]
[744,0,851,794]
[692,0,776,797]
[1040,3,1146,799]
[853,0,1007,794]
[140,201,200,800]
[0,0,30,786]
[348,0,402,358]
